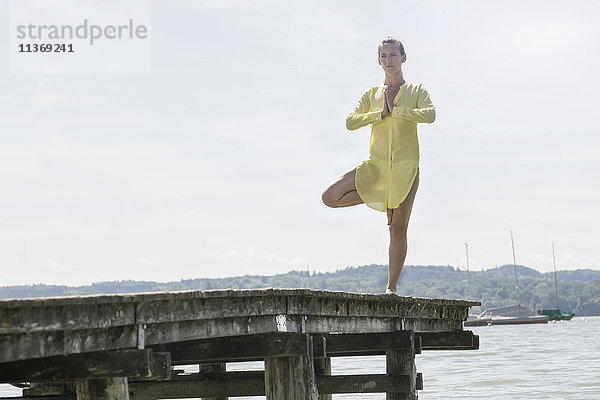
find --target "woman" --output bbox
[321,37,436,294]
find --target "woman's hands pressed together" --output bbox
[381,85,396,119]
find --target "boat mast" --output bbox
[552,243,559,309]
[465,242,470,284]
[510,230,520,305]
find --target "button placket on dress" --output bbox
[387,122,393,209]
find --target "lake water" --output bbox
[2,316,599,399]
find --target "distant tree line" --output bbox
[1,264,599,315]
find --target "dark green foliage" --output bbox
[1,265,599,315]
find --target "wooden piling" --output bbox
[386,331,417,400]
[265,354,318,400]
[264,334,317,400]
[76,377,130,400]
[314,357,332,400]
[199,363,227,400]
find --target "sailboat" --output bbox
[537,243,575,321]
[464,231,549,327]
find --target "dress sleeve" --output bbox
[346,88,383,131]
[391,84,436,123]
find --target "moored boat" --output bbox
[465,304,549,327]
[538,308,574,321]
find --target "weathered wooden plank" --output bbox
[0,303,137,335]
[129,371,417,398]
[166,370,264,382]
[1,315,282,363]
[287,315,462,334]
[404,318,463,331]
[347,300,413,319]
[288,294,474,314]
[136,296,287,325]
[22,382,76,397]
[418,331,478,350]
[287,296,471,320]
[0,350,170,382]
[76,377,129,400]
[287,315,403,333]
[317,374,411,394]
[312,331,413,356]
[281,289,478,307]
[0,289,479,310]
[152,332,316,364]
[1,315,464,363]
[0,326,138,363]
[287,296,351,317]
[0,294,287,335]
[143,315,281,345]
[308,336,421,359]
[0,290,477,337]
[129,371,265,399]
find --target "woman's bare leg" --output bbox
[386,173,420,293]
[322,168,364,208]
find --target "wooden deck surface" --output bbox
[0,288,479,363]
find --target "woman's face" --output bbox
[378,43,406,74]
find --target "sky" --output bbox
[0,0,599,286]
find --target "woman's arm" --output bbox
[346,88,384,131]
[391,85,436,123]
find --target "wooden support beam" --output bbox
[199,363,227,400]
[166,370,262,382]
[129,371,265,399]
[312,330,412,356]
[76,377,129,400]
[0,350,170,383]
[314,357,332,400]
[153,332,321,364]
[308,330,477,357]
[418,331,479,350]
[316,374,411,394]
[129,371,417,398]
[386,331,417,400]
[22,382,75,397]
[309,331,420,358]
[287,315,464,333]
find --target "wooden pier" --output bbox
[0,288,479,399]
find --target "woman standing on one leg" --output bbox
[322,37,435,294]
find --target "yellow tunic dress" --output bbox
[346,82,435,212]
